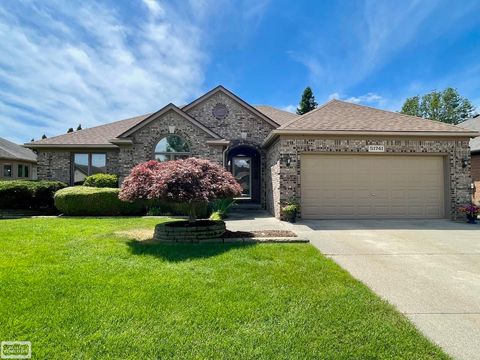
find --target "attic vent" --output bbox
[212,103,228,120]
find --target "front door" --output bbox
[232,156,251,198]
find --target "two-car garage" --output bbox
[300,154,446,219]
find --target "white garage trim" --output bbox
[300,153,448,219]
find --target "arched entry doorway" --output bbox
[226,145,261,203]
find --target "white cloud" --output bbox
[0,1,207,143]
[346,93,383,104]
[142,0,165,17]
[328,92,341,100]
[281,105,297,113]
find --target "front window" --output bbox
[3,164,12,177]
[73,153,107,185]
[154,135,190,162]
[17,164,29,178]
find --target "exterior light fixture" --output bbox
[462,156,468,168]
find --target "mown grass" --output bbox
[0,218,448,359]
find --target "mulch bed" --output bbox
[222,230,297,238]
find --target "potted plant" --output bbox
[282,202,300,223]
[458,204,480,224]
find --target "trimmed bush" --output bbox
[83,173,118,188]
[0,180,67,209]
[54,186,144,216]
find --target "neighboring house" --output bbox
[25,86,478,219]
[0,137,37,180]
[458,115,480,202]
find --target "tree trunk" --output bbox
[188,204,197,224]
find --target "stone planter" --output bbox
[154,220,226,243]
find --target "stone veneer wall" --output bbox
[36,150,119,184]
[185,91,276,146]
[267,136,472,220]
[265,139,281,216]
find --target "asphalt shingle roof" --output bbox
[0,137,37,162]
[27,114,151,146]
[458,116,480,152]
[280,99,474,133]
[253,106,298,125]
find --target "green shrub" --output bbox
[208,198,236,219]
[54,186,144,216]
[83,173,118,188]
[146,200,209,218]
[209,211,222,221]
[0,180,67,209]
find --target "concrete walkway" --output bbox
[226,211,480,360]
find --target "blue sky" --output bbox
[0,0,479,143]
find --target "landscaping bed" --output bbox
[0,218,449,359]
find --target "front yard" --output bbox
[0,218,448,359]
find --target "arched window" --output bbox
[154,135,190,161]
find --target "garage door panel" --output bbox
[301,154,445,219]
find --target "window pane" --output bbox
[91,154,106,174]
[24,166,29,178]
[73,154,89,185]
[3,165,12,177]
[18,165,23,178]
[155,154,171,162]
[155,135,189,153]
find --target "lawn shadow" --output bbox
[126,239,256,262]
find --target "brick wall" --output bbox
[265,136,472,219]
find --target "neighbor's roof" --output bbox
[0,137,37,162]
[254,106,298,125]
[26,114,151,147]
[458,115,480,152]
[279,100,476,133]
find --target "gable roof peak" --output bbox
[182,85,280,127]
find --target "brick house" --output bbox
[457,115,480,202]
[25,86,478,219]
[0,137,37,180]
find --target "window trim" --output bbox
[71,152,107,185]
[154,135,191,162]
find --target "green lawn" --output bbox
[0,218,448,359]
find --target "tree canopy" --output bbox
[296,87,318,115]
[400,88,476,124]
[119,158,242,222]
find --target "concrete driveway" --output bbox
[226,213,480,360]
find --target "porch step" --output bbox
[232,203,263,210]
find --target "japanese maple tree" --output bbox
[119,158,242,222]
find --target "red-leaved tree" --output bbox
[119,158,242,222]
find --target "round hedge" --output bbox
[54,186,144,216]
[83,173,118,188]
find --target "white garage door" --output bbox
[301,154,445,219]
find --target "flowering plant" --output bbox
[119,158,242,222]
[458,204,480,216]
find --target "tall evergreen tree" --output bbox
[41,134,47,139]
[296,87,318,115]
[77,124,82,131]
[401,88,476,124]
[67,128,74,133]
